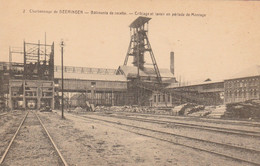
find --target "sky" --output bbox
[0,0,260,83]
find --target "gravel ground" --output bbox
[109,112,260,132]
[2,112,63,166]
[86,113,260,150]
[0,111,25,158]
[80,113,260,164]
[38,111,246,166]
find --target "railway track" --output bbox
[94,112,260,138]
[69,113,260,166]
[0,111,68,166]
[101,111,260,128]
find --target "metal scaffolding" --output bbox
[7,40,55,110]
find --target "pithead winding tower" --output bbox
[123,16,162,83]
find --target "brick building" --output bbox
[224,65,260,104]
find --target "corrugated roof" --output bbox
[228,65,260,80]
[118,65,174,78]
[54,72,127,82]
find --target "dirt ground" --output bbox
[37,111,246,166]
[2,112,63,166]
[0,111,25,158]
[83,113,260,151]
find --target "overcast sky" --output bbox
[0,0,260,83]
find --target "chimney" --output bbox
[170,51,174,75]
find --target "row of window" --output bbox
[225,88,259,93]
[225,90,258,98]
[153,94,171,103]
[54,66,115,75]
[62,80,126,88]
[225,78,259,88]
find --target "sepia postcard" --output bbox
[0,0,260,165]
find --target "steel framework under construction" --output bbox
[7,41,55,110]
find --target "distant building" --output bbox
[54,65,128,106]
[224,65,260,104]
[117,65,175,83]
[167,80,224,106]
[2,60,260,108]
[117,65,176,106]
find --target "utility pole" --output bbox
[60,40,64,119]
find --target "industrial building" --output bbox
[166,80,224,106]
[224,65,260,104]
[0,16,259,111]
[54,65,128,107]
[0,41,55,110]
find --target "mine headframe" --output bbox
[23,41,54,80]
[124,16,162,83]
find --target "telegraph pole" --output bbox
[60,41,64,119]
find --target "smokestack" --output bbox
[170,51,174,75]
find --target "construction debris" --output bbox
[72,107,86,113]
[93,100,260,120]
[223,99,260,119]
[95,103,227,118]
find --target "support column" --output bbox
[22,80,26,109]
[112,90,114,106]
[51,82,55,109]
[156,93,159,106]
[37,81,41,110]
[8,80,12,110]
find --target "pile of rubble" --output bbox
[95,106,172,115]
[177,103,205,116]
[70,107,86,114]
[170,103,210,116]
[95,103,229,118]
[64,100,260,120]
[223,99,260,119]
[207,105,226,118]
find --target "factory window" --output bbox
[228,82,231,88]
[250,90,253,96]
[12,92,18,96]
[154,95,156,102]
[91,82,96,86]
[162,95,165,102]
[158,95,161,102]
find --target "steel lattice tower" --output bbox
[123,16,162,83]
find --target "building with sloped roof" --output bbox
[116,65,176,106]
[165,80,224,106]
[53,65,128,106]
[117,65,175,82]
